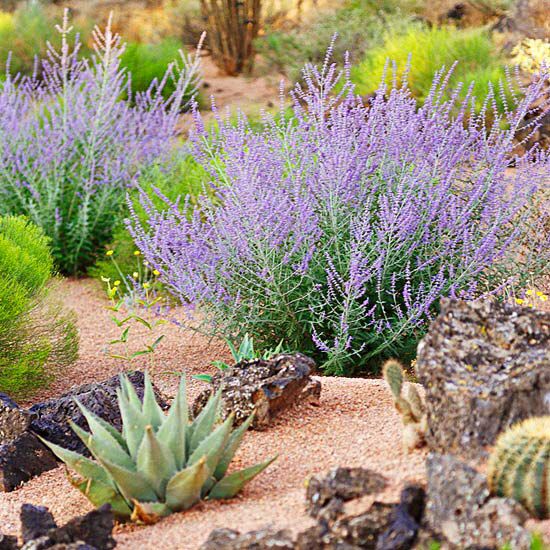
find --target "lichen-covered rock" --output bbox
[417,299,550,458]
[0,432,58,491]
[199,528,294,549]
[29,371,167,455]
[306,467,387,522]
[193,354,321,429]
[0,393,31,444]
[425,453,532,549]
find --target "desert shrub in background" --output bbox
[0,216,78,396]
[0,12,201,275]
[130,53,550,376]
[255,0,413,82]
[352,25,513,113]
[0,0,90,78]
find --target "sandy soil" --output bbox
[1,278,549,548]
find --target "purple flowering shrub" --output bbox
[130,55,550,375]
[0,12,201,275]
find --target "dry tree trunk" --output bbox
[200,0,262,75]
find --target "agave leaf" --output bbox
[137,425,177,496]
[120,374,143,412]
[131,500,170,524]
[68,472,132,518]
[98,456,158,504]
[165,456,210,511]
[70,420,135,472]
[188,389,221,455]
[75,399,129,455]
[117,387,146,459]
[157,376,188,469]
[188,414,234,473]
[141,371,165,429]
[214,413,254,481]
[207,456,277,500]
[73,399,127,449]
[39,436,113,487]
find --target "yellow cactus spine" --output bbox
[487,416,550,519]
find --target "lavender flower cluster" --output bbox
[0,12,201,275]
[130,53,550,375]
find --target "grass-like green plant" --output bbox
[488,417,550,519]
[42,372,276,522]
[351,25,513,114]
[0,215,78,396]
[121,38,198,105]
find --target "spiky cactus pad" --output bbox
[41,372,275,522]
[488,416,550,519]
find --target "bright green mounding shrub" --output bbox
[42,372,276,522]
[0,216,78,396]
[351,25,513,113]
[121,38,197,105]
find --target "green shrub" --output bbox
[0,1,90,77]
[0,216,78,396]
[121,38,199,105]
[255,2,413,83]
[351,25,513,114]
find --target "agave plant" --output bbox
[41,373,275,522]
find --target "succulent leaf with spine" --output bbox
[382,359,427,452]
[487,416,550,519]
[41,372,276,523]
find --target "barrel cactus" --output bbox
[382,359,427,452]
[488,416,550,519]
[41,372,276,522]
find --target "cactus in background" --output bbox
[382,360,427,452]
[41,372,276,523]
[487,417,550,519]
[199,0,261,75]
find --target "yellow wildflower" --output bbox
[153,269,160,276]
[143,282,150,289]
[114,280,121,286]
[526,289,534,296]
[515,298,524,305]
[106,250,114,256]
[134,250,141,256]
[132,272,139,279]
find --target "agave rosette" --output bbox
[41,372,275,522]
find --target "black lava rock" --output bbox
[21,505,57,543]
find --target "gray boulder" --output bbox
[416,298,550,458]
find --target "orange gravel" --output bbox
[1,278,548,548]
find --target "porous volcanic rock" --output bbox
[15,504,116,550]
[0,393,31,445]
[200,528,294,550]
[21,505,57,544]
[0,534,18,550]
[306,467,387,522]
[424,453,531,549]
[0,432,58,492]
[201,471,424,549]
[416,299,550,458]
[29,371,167,455]
[192,354,321,429]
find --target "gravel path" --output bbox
[1,278,548,548]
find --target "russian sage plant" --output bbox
[0,12,201,275]
[129,53,550,375]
